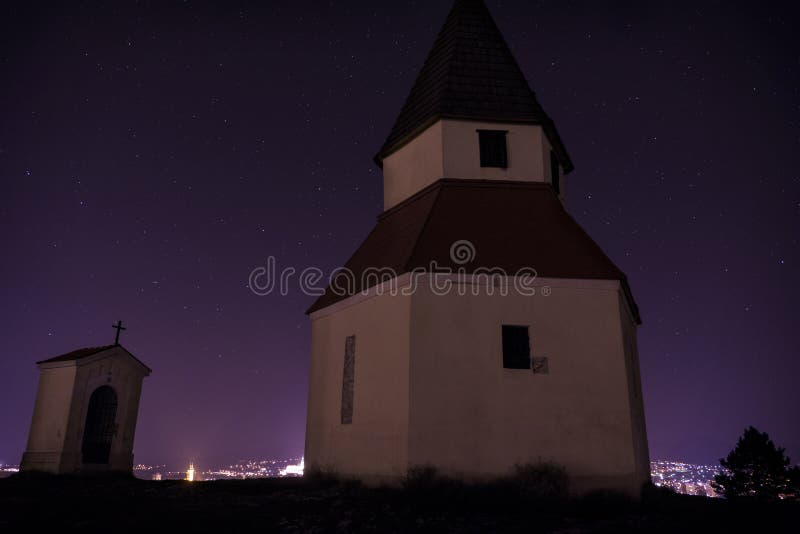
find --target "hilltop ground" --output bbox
[0,472,797,532]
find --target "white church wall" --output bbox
[441,119,548,184]
[540,127,566,203]
[383,120,444,210]
[306,290,412,479]
[305,275,647,493]
[20,365,77,473]
[407,278,646,495]
[382,118,561,210]
[618,291,651,486]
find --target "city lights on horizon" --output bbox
[128,458,728,498]
[2,458,762,499]
[279,457,304,477]
[650,460,724,498]
[130,457,306,481]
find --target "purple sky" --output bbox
[2,1,799,468]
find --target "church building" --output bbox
[20,329,150,474]
[305,0,649,495]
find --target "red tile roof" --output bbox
[307,179,640,323]
[37,345,117,364]
[36,344,152,373]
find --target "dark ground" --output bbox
[0,474,797,533]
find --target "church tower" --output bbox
[305,0,649,495]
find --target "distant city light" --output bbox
[131,457,305,481]
[0,463,19,478]
[128,458,733,497]
[650,460,723,497]
[279,457,304,477]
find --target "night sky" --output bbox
[2,1,799,469]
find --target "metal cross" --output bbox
[112,320,126,345]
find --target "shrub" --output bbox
[712,426,797,500]
[402,465,467,498]
[508,462,569,500]
[303,465,345,488]
[403,465,440,491]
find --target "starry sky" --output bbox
[1,0,799,469]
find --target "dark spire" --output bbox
[375,0,573,172]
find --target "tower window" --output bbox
[341,335,356,424]
[478,130,508,168]
[502,325,530,369]
[550,150,560,195]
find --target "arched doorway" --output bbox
[81,386,118,464]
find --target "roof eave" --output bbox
[36,344,152,375]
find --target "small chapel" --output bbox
[20,323,151,474]
[305,0,649,495]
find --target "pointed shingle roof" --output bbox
[375,0,573,172]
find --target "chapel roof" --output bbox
[37,344,152,373]
[307,179,639,323]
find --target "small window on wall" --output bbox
[550,150,561,195]
[341,335,356,424]
[478,130,508,168]
[502,325,530,369]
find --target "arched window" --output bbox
[81,386,118,464]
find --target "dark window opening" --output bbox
[478,130,508,168]
[550,150,561,195]
[341,335,356,424]
[81,385,117,464]
[502,325,530,369]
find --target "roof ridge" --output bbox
[36,345,115,364]
[555,200,626,279]
[37,344,152,373]
[437,1,461,123]
[372,2,460,165]
[378,179,445,220]
[380,178,558,222]
[552,202,641,322]
[402,185,444,273]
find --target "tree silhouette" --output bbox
[712,426,798,500]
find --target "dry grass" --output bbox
[0,470,797,532]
